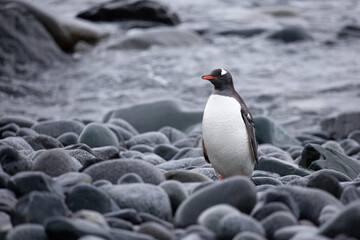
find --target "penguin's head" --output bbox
[202,68,233,90]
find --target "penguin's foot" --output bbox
[216,171,225,181]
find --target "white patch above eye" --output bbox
[220,68,227,76]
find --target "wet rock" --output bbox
[0,116,36,128]
[175,176,256,228]
[110,27,202,50]
[126,132,169,148]
[165,170,211,182]
[300,144,360,179]
[66,184,112,213]
[0,146,31,175]
[252,202,293,221]
[31,149,81,177]
[45,216,112,240]
[261,212,297,240]
[72,210,110,229]
[0,5,67,78]
[255,157,310,177]
[79,123,119,148]
[54,172,92,191]
[307,173,343,198]
[160,180,188,214]
[104,209,142,224]
[254,117,301,146]
[321,111,360,139]
[337,25,360,39]
[92,146,119,159]
[0,137,34,152]
[117,172,144,184]
[159,126,186,143]
[14,191,69,224]
[9,171,63,197]
[157,157,207,171]
[154,144,179,160]
[77,0,180,26]
[32,120,84,138]
[5,224,47,240]
[319,200,360,239]
[267,26,313,43]
[103,100,203,133]
[340,186,360,205]
[57,132,79,146]
[104,183,172,221]
[136,222,172,240]
[23,134,63,150]
[84,159,165,184]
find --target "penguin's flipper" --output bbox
[241,109,259,164]
[202,138,210,163]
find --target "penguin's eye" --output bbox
[220,68,227,76]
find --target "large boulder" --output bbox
[103,100,203,133]
[77,0,180,26]
[321,111,360,139]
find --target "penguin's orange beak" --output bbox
[202,75,218,80]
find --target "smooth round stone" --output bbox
[54,172,92,191]
[340,138,359,153]
[321,141,345,154]
[218,212,265,239]
[72,210,109,229]
[0,173,10,188]
[84,159,165,184]
[9,171,63,197]
[157,157,207,171]
[103,183,172,221]
[16,127,39,137]
[108,118,139,135]
[65,143,94,154]
[0,123,19,135]
[31,149,81,177]
[190,168,218,181]
[110,228,156,240]
[258,144,293,162]
[117,173,144,184]
[261,212,297,240]
[197,204,240,234]
[160,180,188,214]
[14,191,69,224]
[66,184,112,214]
[125,132,170,148]
[92,146,119,160]
[23,134,63,150]
[349,130,360,144]
[291,232,330,240]
[45,216,112,240]
[340,186,360,205]
[278,175,302,184]
[172,148,203,160]
[233,231,266,240]
[308,169,352,183]
[142,153,166,165]
[321,112,360,140]
[78,236,106,240]
[267,26,313,43]
[173,138,197,148]
[0,146,31,175]
[0,137,34,151]
[263,190,300,219]
[105,217,133,230]
[319,200,360,239]
[136,222,172,240]
[255,157,310,177]
[31,120,84,138]
[120,150,144,160]
[318,205,340,225]
[5,224,47,240]
[273,225,317,240]
[104,209,142,225]
[252,177,283,186]
[138,212,173,229]
[307,173,343,198]
[159,126,186,143]
[79,123,119,148]
[93,180,112,188]
[154,144,179,160]
[57,132,79,146]
[175,176,256,228]
[180,225,216,240]
[0,189,17,210]
[0,211,11,236]
[130,144,154,153]
[2,131,15,138]
[165,170,211,183]
[252,202,292,221]
[0,116,37,128]
[106,124,133,141]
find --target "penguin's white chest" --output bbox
[202,94,254,177]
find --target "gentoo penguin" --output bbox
[201,68,258,179]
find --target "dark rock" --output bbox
[66,184,112,213]
[103,183,172,221]
[0,6,67,78]
[340,138,359,154]
[274,225,317,240]
[252,177,283,186]
[110,228,156,240]
[24,134,63,150]
[57,132,79,146]
[319,200,360,239]
[349,130,360,143]
[261,212,297,240]
[0,116,36,128]
[181,225,216,240]
[117,172,144,184]
[307,173,343,198]
[2,131,16,138]
[233,231,266,240]
[209,27,267,38]
[165,170,211,182]
[14,191,69,224]
[318,204,340,225]
[154,144,179,160]
[108,118,139,135]
[31,149,81,177]
[16,127,39,137]
[0,172,10,188]
[136,222,172,240]
[79,123,119,148]
[347,145,360,156]
[254,117,301,146]
[340,186,360,205]
[160,180,188,214]
[92,146,119,159]
[0,211,11,237]
[64,143,94,155]
[337,25,360,39]
[77,0,180,26]
[5,224,47,240]
[9,171,63,197]
[0,137,33,151]
[110,28,202,50]
[172,148,203,160]
[0,123,19,136]
[104,124,125,146]
[0,189,17,211]
[142,152,166,165]
[0,146,31,175]
[54,172,92,191]
[255,157,310,177]
[321,112,360,139]
[308,169,352,182]
[252,202,293,221]
[267,26,313,43]
[259,144,293,162]
[159,126,186,143]
[130,144,154,153]
[104,209,142,224]
[139,212,173,229]
[126,132,169,148]
[67,149,96,165]
[84,159,165,184]
[106,217,133,230]
[103,100,203,133]
[300,144,360,179]
[296,134,327,145]
[175,176,256,228]
[31,120,84,138]
[73,210,110,229]
[173,138,197,148]
[263,190,300,219]
[157,157,207,171]
[45,216,112,240]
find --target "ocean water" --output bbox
[1,0,360,134]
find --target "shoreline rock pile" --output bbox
[0,102,360,240]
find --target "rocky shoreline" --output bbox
[0,99,360,240]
